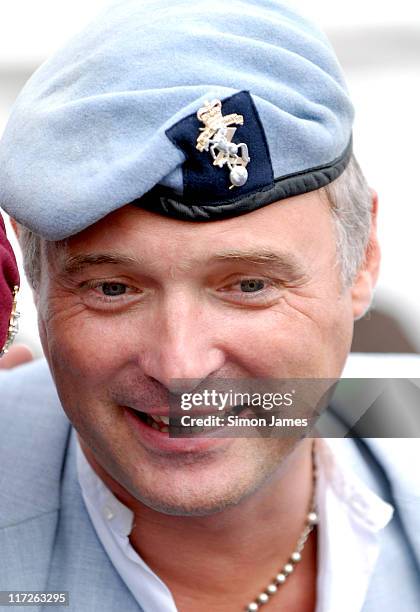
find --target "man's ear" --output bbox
[351,190,380,320]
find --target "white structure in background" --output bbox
[1,0,419,355]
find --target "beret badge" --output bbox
[0,286,20,358]
[196,99,250,189]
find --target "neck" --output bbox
[79,437,317,610]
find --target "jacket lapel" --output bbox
[44,428,143,612]
[363,437,420,571]
[0,511,59,605]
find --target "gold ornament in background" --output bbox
[0,286,20,357]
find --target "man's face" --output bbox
[37,192,356,515]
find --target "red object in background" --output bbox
[0,214,20,355]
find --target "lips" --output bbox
[124,408,169,432]
[127,404,251,436]
[123,406,231,454]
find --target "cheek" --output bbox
[39,308,134,447]
[39,303,127,391]
[281,292,354,375]
[220,293,354,376]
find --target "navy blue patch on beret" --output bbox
[167,91,274,202]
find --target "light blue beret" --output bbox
[0,0,353,240]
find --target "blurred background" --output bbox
[0,0,419,357]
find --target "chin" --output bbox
[124,451,282,517]
[133,481,265,517]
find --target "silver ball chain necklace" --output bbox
[245,444,318,612]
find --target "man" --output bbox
[0,1,419,611]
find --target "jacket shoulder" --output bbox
[0,359,71,526]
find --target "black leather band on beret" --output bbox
[134,137,352,222]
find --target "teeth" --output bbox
[145,414,170,434]
[149,414,170,425]
[150,414,162,423]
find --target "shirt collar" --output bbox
[76,439,134,538]
[316,437,393,532]
[314,438,394,612]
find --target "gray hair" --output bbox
[323,153,372,285]
[16,153,372,289]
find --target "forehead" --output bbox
[65,190,334,267]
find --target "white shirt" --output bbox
[76,436,393,612]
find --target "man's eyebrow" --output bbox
[208,249,308,277]
[60,253,141,275]
[59,249,308,279]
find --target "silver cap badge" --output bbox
[196,99,250,189]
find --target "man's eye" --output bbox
[240,279,266,293]
[100,282,127,296]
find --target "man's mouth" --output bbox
[127,405,250,435]
[137,412,170,433]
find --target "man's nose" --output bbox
[138,294,226,392]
